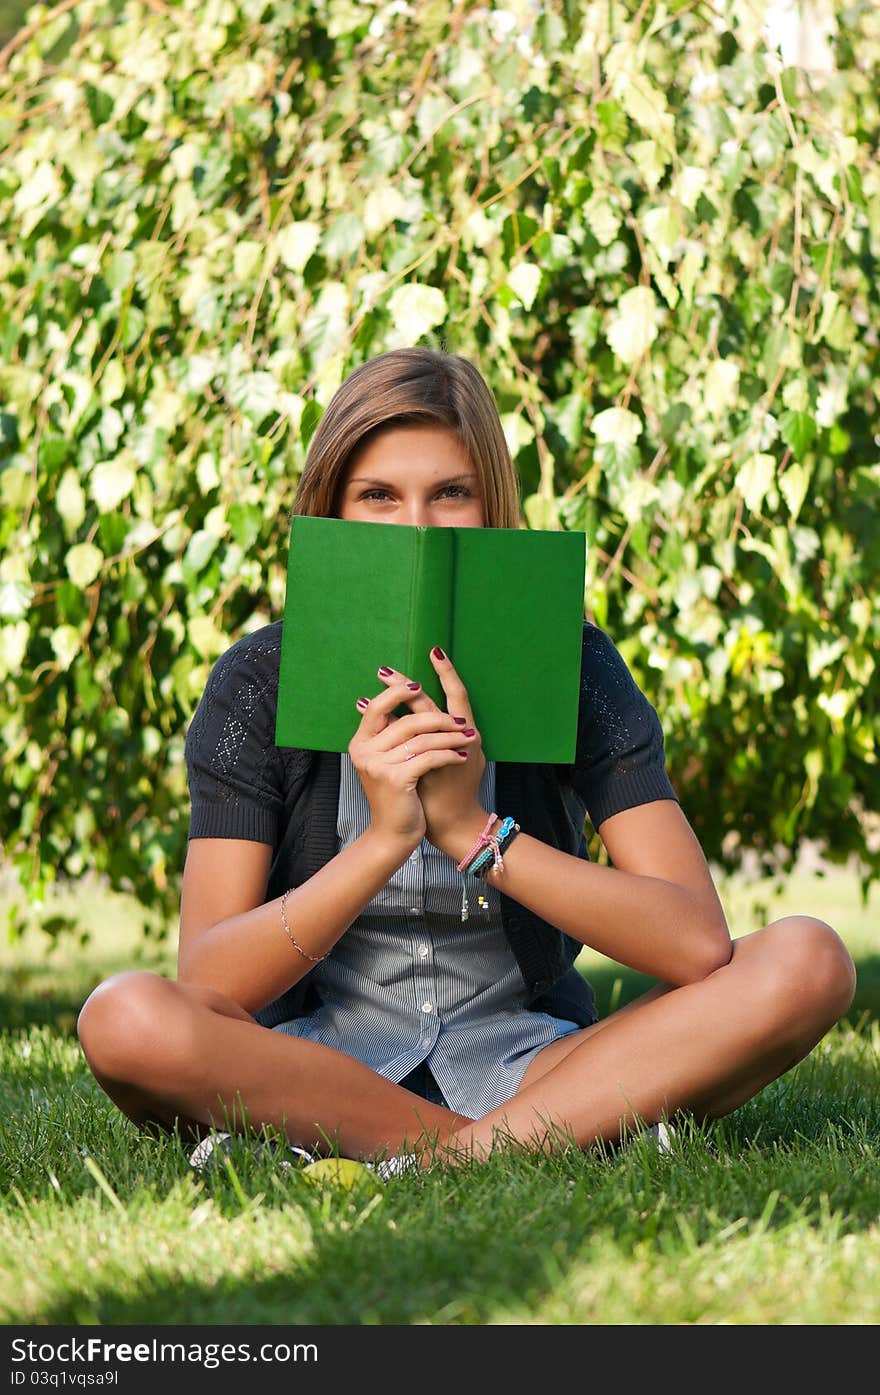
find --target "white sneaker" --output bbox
[188,1131,316,1171]
[368,1152,421,1180]
[189,1132,232,1170]
[648,1121,675,1155]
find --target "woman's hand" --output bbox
[348,667,477,852]
[374,648,487,855]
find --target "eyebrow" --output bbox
[348,473,479,486]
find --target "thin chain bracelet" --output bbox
[280,888,328,963]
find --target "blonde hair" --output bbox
[291,347,522,529]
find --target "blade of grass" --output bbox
[80,1153,126,1215]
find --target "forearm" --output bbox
[178,828,416,1015]
[447,812,731,985]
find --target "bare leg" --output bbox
[445,916,857,1160]
[76,972,472,1159]
[77,916,855,1170]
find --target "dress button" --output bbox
[421,1001,433,1014]
[418,945,429,958]
[410,850,420,863]
[409,907,421,916]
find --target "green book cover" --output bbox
[275,516,586,763]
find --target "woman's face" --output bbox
[336,425,486,528]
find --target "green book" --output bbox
[275,516,586,763]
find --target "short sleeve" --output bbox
[571,622,680,832]
[184,625,285,846]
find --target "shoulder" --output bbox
[211,620,283,679]
[573,618,666,759]
[187,621,284,746]
[578,619,649,703]
[199,621,284,704]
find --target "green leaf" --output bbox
[505,262,541,311]
[276,222,322,273]
[735,454,775,513]
[780,410,817,460]
[90,457,136,512]
[748,112,788,168]
[50,624,81,671]
[301,283,349,365]
[183,529,220,577]
[641,205,684,265]
[778,462,812,520]
[591,408,642,445]
[65,542,103,589]
[568,306,601,350]
[606,287,659,364]
[387,283,446,341]
[229,502,263,551]
[595,100,628,146]
[233,240,263,283]
[618,76,667,133]
[502,211,539,262]
[595,440,640,481]
[845,165,865,209]
[321,213,365,262]
[300,399,323,451]
[55,468,86,532]
[522,493,558,530]
[0,465,30,511]
[188,614,225,659]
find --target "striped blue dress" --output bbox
[272,753,582,1119]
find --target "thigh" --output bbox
[515,917,849,1100]
[515,982,673,1094]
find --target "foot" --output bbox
[188,1131,317,1172]
[648,1121,675,1155]
[366,1152,421,1180]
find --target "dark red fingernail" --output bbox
[453,716,467,724]
[462,728,475,737]
[432,647,446,660]
[378,666,393,677]
[356,697,369,708]
[456,750,468,758]
[406,682,421,690]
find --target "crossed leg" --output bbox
[76,976,473,1159]
[76,915,855,1166]
[449,915,857,1160]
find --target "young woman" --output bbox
[77,347,856,1171]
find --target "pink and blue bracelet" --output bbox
[456,813,521,921]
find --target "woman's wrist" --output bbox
[442,808,499,865]
[361,824,422,864]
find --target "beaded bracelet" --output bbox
[456,812,501,872]
[459,816,519,921]
[470,819,521,877]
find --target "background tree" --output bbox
[1,0,878,946]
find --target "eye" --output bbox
[359,485,473,501]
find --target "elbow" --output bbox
[176,956,258,1018]
[176,945,229,999]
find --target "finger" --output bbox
[428,646,474,725]
[389,747,472,780]
[368,709,472,752]
[357,694,471,747]
[374,665,439,713]
[386,728,476,762]
[354,679,438,732]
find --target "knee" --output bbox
[77,971,196,1084]
[758,915,856,1035]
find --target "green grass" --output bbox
[1,864,878,1325]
